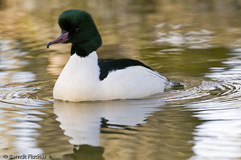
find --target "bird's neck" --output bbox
[71,34,102,57]
[62,51,100,83]
[71,43,90,57]
[71,51,99,78]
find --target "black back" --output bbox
[98,58,153,80]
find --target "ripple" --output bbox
[0,100,50,155]
[10,72,36,83]
[154,29,213,49]
[164,80,241,124]
[187,98,241,159]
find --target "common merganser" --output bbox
[47,10,181,102]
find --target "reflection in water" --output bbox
[189,48,241,159]
[100,105,200,160]
[54,100,199,160]
[54,99,164,146]
[155,28,213,49]
[63,145,105,160]
[191,100,241,159]
[206,48,241,82]
[0,102,47,156]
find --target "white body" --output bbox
[53,51,169,102]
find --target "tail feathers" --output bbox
[165,81,184,90]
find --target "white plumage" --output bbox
[53,51,170,102]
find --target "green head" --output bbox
[47,10,102,57]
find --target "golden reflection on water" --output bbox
[0,0,240,78]
[53,100,198,160]
[0,0,241,160]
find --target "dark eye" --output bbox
[75,28,80,32]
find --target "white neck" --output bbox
[53,51,101,101]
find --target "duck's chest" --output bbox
[53,53,101,101]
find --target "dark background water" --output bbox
[0,0,241,159]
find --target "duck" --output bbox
[47,10,181,102]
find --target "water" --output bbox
[0,0,241,159]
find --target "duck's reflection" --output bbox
[53,99,164,146]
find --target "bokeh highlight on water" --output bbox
[0,0,241,159]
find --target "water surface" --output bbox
[0,0,241,160]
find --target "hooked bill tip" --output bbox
[46,42,51,48]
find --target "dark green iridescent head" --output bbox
[47,10,102,57]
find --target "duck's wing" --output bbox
[98,58,154,80]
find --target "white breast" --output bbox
[53,52,101,101]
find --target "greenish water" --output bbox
[1,0,241,159]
